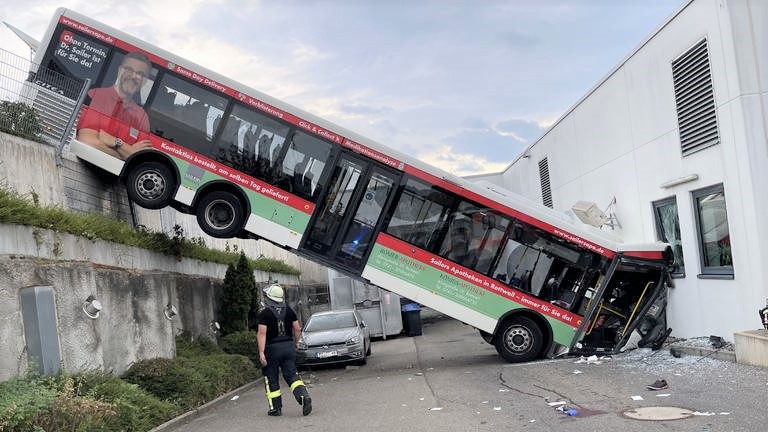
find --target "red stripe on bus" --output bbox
[622,250,664,260]
[375,233,582,328]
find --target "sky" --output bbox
[0,0,686,176]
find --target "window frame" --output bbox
[691,183,734,279]
[651,196,685,278]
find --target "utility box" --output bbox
[329,270,402,338]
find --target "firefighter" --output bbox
[256,283,312,416]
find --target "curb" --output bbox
[148,378,263,432]
[666,344,737,363]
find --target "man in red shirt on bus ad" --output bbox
[76,51,153,160]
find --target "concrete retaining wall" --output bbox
[0,223,300,381]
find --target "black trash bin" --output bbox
[401,303,422,336]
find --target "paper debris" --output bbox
[430,407,443,411]
[547,401,567,406]
[482,401,489,404]
[573,370,583,374]
[655,394,671,397]
[401,404,407,407]
[720,412,731,415]
[631,395,644,401]
[530,420,536,423]
[230,395,239,401]
[499,388,510,392]
[493,407,501,411]
[692,411,716,416]
[414,372,423,376]
[419,397,425,401]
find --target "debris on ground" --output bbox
[647,379,669,390]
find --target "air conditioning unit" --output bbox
[571,201,608,228]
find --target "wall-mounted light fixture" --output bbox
[660,174,699,189]
[164,303,178,320]
[210,321,221,335]
[82,295,102,319]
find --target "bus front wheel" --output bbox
[196,191,245,238]
[126,161,175,209]
[495,316,543,363]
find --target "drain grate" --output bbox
[622,406,694,421]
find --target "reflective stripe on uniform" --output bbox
[264,377,282,409]
[290,379,305,391]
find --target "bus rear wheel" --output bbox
[495,316,544,363]
[196,191,245,238]
[126,161,175,209]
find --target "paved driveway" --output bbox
[162,311,768,432]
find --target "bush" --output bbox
[0,100,44,142]
[182,354,258,396]
[219,330,260,366]
[120,358,202,409]
[176,333,223,358]
[0,376,57,431]
[86,377,179,431]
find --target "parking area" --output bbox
[161,310,768,432]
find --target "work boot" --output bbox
[302,396,312,416]
[267,408,282,416]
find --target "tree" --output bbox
[219,252,256,335]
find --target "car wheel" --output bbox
[365,341,371,357]
[494,316,544,363]
[126,161,176,209]
[195,191,245,238]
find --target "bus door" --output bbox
[302,152,401,273]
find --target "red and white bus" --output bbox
[32,8,675,362]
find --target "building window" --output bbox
[672,39,720,156]
[652,197,685,277]
[538,157,553,208]
[692,184,733,278]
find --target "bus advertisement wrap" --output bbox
[366,233,580,344]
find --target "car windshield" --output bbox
[305,312,357,332]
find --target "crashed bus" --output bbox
[32,7,675,363]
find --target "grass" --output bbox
[0,182,299,274]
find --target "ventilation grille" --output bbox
[672,39,719,156]
[538,157,553,208]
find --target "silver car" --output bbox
[296,309,371,366]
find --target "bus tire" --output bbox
[126,161,176,209]
[196,191,245,238]
[494,316,544,363]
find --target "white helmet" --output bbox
[263,283,284,303]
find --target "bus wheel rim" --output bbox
[137,171,165,199]
[505,326,532,353]
[205,200,235,229]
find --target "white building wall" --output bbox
[479,0,768,340]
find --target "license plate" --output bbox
[316,350,337,359]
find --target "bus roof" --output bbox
[50,8,669,259]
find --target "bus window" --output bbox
[98,51,159,107]
[278,131,332,201]
[468,211,509,274]
[215,104,291,185]
[146,73,228,156]
[385,179,453,252]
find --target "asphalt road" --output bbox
[163,311,768,432]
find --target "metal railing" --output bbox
[0,48,89,152]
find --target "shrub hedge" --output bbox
[0,336,260,431]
